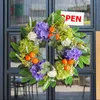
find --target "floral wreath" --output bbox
[9,10,90,91]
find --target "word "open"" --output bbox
[61,11,84,26]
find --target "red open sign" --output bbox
[61,11,84,26]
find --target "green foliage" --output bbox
[19,68,31,76]
[74,32,87,38]
[18,38,37,55]
[80,55,90,65]
[9,52,17,58]
[29,77,36,85]
[74,37,84,44]
[38,80,45,87]
[72,27,79,33]
[21,76,31,83]
[51,80,56,88]
[78,57,84,68]
[55,61,71,80]
[73,68,78,76]
[20,26,27,39]
[11,42,19,52]
[43,78,51,91]
[18,64,25,69]
[65,76,73,85]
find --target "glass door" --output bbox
[4,0,96,100]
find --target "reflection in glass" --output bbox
[9,34,47,68]
[55,0,91,25]
[10,0,46,26]
[55,76,91,100]
[10,76,46,100]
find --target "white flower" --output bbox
[27,31,37,41]
[61,38,71,47]
[47,67,57,78]
[34,39,42,45]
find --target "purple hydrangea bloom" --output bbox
[30,60,45,81]
[34,22,49,40]
[63,48,82,60]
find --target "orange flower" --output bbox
[49,26,55,33]
[62,59,67,65]
[68,59,74,65]
[29,52,35,58]
[55,34,60,40]
[32,58,39,64]
[25,55,31,61]
[48,33,53,39]
[64,65,70,71]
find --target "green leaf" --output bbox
[11,42,19,52]
[65,76,73,86]
[72,27,79,33]
[18,64,25,69]
[78,57,84,68]
[51,81,56,88]
[65,78,68,85]
[74,37,84,43]
[47,14,52,26]
[9,52,17,58]
[29,78,36,85]
[57,45,63,51]
[11,57,20,62]
[80,56,90,65]
[73,68,78,76]
[67,76,73,85]
[20,26,27,39]
[38,80,45,87]
[21,76,30,83]
[55,10,61,15]
[74,32,87,38]
[43,78,50,91]
[32,20,36,27]
[19,68,31,76]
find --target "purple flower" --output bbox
[30,60,45,81]
[34,22,49,40]
[63,48,82,60]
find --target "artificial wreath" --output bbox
[9,10,90,91]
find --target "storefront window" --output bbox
[55,0,91,25]
[10,0,46,26]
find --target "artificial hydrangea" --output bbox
[34,22,49,40]
[27,31,37,41]
[30,60,45,81]
[63,48,82,60]
[61,38,71,47]
[47,67,57,78]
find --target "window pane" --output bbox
[10,0,46,26]
[9,33,46,68]
[10,75,46,100]
[55,76,91,100]
[55,0,91,25]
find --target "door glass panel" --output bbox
[55,0,91,25]
[10,0,46,26]
[10,75,46,100]
[9,33,46,68]
[55,76,91,100]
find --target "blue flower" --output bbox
[63,48,82,60]
[30,60,45,81]
[34,22,49,40]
